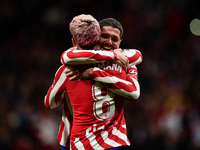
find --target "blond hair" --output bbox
[70,14,100,49]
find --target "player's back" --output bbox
[65,63,130,150]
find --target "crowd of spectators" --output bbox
[0,0,200,149]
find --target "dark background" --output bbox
[1,0,200,149]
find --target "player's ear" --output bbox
[72,38,77,47]
[118,39,122,47]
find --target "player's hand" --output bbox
[114,49,129,72]
[64,66,80,80]
[79,68,94,79]
[64,66,94,80]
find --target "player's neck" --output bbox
[78,44,100,50]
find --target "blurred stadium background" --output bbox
[0,0,200,149]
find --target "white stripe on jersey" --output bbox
[94,76,132,85]
[86,127,104,150]
[62,52,68,64]
[129,57,143,67]
[62,49,115,65]
[74,138,85,150]
[112,127,130,145]
[92,69,140,99]
[92,68,131,85]
[129,76,140,98]
[48,68,66,108]
[64,57,101,65]
[124,49,142,66]
[72,49,111,55]
[123,49,137,57]
[59,113,71,147]
[122,124,126,129]
[69,49,115,59]
[101,131,122,148]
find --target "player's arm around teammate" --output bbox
[61,47,142,100]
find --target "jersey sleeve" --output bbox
[60,47,117,66]
[91,67,140,101]
[61,47,143,67]
[44,65,68,109]
[123,49,143,66]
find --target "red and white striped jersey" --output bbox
[44,64,140,149]
[60,47,142,67]
[44,66,73,148]
[44,47,143,149]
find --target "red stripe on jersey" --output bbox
[67,51,113,61]
[44,65,66,109]
[128,50,143,63]
[45,88,51,108]
[108,129,129,146]
[71,137,94,150]
[81,137,95,150]
[64,101,73,123]
[95,132,112,149]
[101,81,137,93]
[57,119,64,144]
[70,138,79,150]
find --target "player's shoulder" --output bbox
[123,49,143,65]
[55,65,66,75]
[123,49,142,55]
[124,49,142,59]
[58,65,66,70]
[66,46,77,51]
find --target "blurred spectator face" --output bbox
[99,26,121,50]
